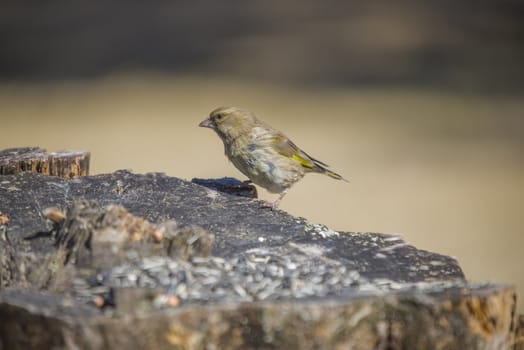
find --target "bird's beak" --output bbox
[199,117,214,129]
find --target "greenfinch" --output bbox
[199,107,347,209]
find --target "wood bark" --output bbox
[0,147,90,178]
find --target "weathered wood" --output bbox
[0,147,90,178]
[0,284,518,350]
[0,170,520,349]
[516,315,524,350]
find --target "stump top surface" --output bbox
[0,170,463,283]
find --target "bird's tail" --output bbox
[325,168,349,182]
[295,149,349,182]
[310,158,349,182]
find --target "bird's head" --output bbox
[199,107,258,143]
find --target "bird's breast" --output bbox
[226,140,304,193]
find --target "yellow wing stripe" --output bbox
[292,154,315,168]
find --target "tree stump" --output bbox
[0,150,521,349]
[0,147,90,178]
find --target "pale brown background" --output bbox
[0,1,523,311]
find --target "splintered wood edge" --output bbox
[0,147,90,178]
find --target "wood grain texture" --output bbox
[0,147,90,178]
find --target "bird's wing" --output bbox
[254,129,348,181]
[263,133,329,170]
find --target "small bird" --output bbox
[199,107,348,209]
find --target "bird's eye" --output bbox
[215,114,224,121]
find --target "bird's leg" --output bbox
[272,190,288,209]
[260,189,288,210]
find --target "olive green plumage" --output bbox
[199,107,347,208]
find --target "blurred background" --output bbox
[1,1,523,310]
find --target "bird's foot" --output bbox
[259,190,288,210]
[260,200,283,211]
